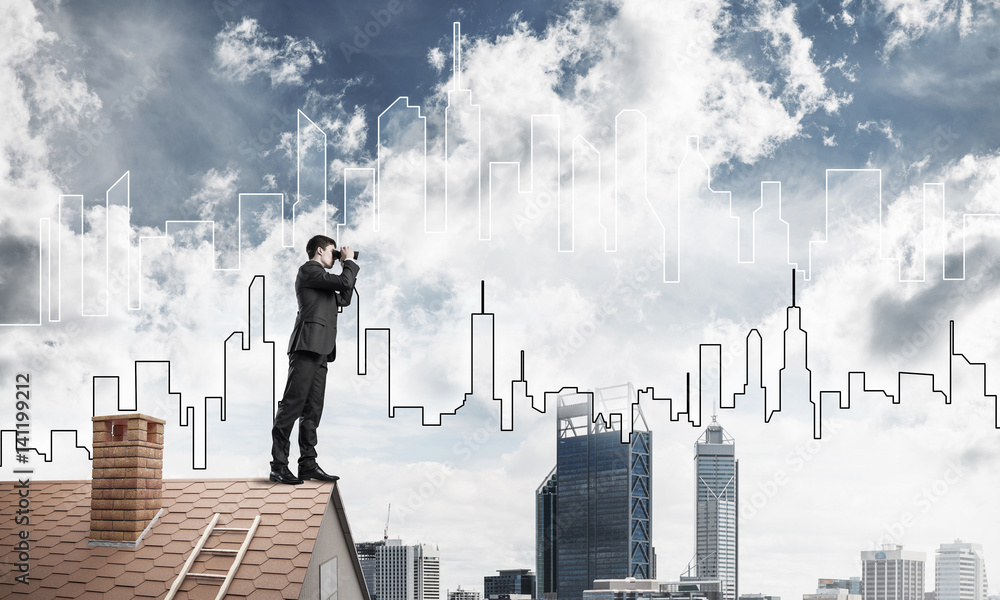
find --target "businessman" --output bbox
[270,235,359,485]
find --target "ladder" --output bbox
[164,512,262,600]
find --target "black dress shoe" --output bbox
[298,465,339,482]
[269,466,304,485]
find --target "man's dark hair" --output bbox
[306,235,336,259]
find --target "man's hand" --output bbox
[339,246,354,264]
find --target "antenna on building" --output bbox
[453,22,461,91]
[384,503,391,541]
[791,267,797,307]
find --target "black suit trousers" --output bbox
[270,350,328,470]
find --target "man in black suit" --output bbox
[270,234,359,485]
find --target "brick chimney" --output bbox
[89,413,165,544]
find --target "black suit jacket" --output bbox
[286,259,359,362]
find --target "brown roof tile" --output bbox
[249,587,286,600]
[133,544,162,560]
[103,586,136,600]
[223,481,250,494]
[283,508,316,521]
[242,550,268,566]
[186,506,215,519]
[264,544,299,560]
[291,552,312,568]
[157,552,186,569]
[171,528,201,543]
[260,558,295,575]
[180,482,207,494]
[276,519,309,534]
[234,563,263,580]
[227,578,256,596]
[114,571,146,587]
[282,580,305,599]
[270,532,303,546]
[161,539,195,555]
[255,572,292,590]
[259,503,288,515]
[214,502,242,514]
[0,478,343,600]
[123,557,156,573]
[106,552,137,565]
[54,582,88,598]
[83,577,116,594]
[66,567,100,584]
[200,553,236,572]
[145,565,178,582]
[133,579,168,597]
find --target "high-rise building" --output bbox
[485,569,537,598]
[689,416,737,600]
[936,540,988,600]
[861,545,925,600]
[535,386,653,600]
[537,469,558,599]
[818,580,862,595]
[376,539,441,600]
[357,540,387,599]
[806,587,860,600]
[583,578,723,600]
[450,587,481,600]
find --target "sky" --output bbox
[2,0,1000,598]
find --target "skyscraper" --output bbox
[936,540,988,600]
[536,386,653,600]
[690,416,737,600]
[357,540,386,599]
[376,539,441,600]
[536,469,558,599]
[861,545,925,600]
[818,579,862,595]
[485,569,537,599]
[450,587,482,600]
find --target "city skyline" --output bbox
[3,1,1000,599]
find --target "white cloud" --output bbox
[428,47,446,73]
[271,85,369,162]
[212,17,324,87]
[0,0,101,236]
[877,0,1000,56]
[262,173,277,191]
[185,166,240,220]
[857,119,903,149]
[756,0,852,117]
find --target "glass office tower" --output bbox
[536,386,652,600]
[693,416,737,600]
[537,468,558,599]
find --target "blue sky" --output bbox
[3,0,1000,598]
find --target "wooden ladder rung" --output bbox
[164,512,261,600]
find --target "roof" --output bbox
[0,478,369,600]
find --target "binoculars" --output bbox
[331,249,359,260]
